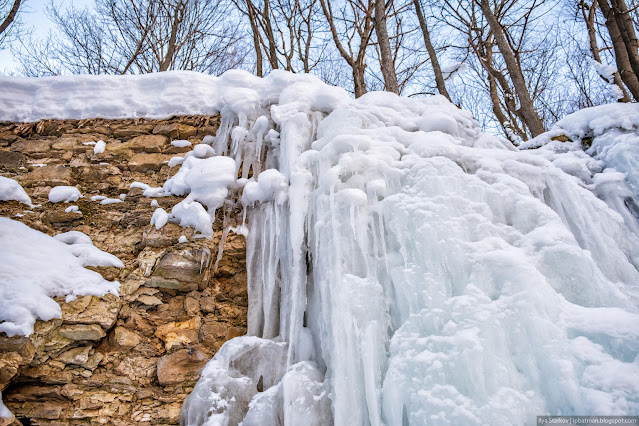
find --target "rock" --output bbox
[42,332,73,352]
[141,223,194,248]
[153,248,210,283]
[0,116,249,425]
[155,402,183,423]
[0,353,21,390]
[109,326,141,350]
[19,165,72,187]
[0,336,35,359]
[152,123,197,139]
[15,401,66,420]
[156,348,208,386]
[62,294,121,330]
[184,296,200,316]
[128,153,165,172]
[121,134,167,153]
[199,296,216,314]
[58,324,106,341]
[10,139,51,155]
[56,346,92,366]
[0,151,25,169]
[41,210,84,226]
[114,356,157,385]
[154,317,201,351]
[113,124,155,139]
[136,294,164,307]
[199,321,228,348]
[72,165,121,184]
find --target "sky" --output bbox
[0,0,90,73]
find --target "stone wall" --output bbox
[0,117,248,425]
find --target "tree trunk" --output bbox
[374,0,399,94]
[598,0,639,100]
[610,0,639,80]
[246,0,263,77]
[159,0,183,71]
[480,0,545,137]
[412,0,450,101]
[584,1,631,102]
[353,63,368,98]
[262,0,279,70]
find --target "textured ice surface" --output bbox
[1,70,638,425]
[181,77,639,425]
[0,218,121,336]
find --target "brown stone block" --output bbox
[156,348,208,386]
[121,134,167,153]
[10,139,51,155]
[0,151,25,169]
[128,153,166,172]
[58,324,106,341]
[19,165,72,187]
[155,317,201,351]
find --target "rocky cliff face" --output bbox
[0,117,248,425]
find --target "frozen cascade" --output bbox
[157,76,639,425]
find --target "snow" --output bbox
[90,195,106,201]
[2,69,639,425]
[441,62,469,81]
[171,139,192,148]
[48,186,82,203]
[592,60,617,82]
[93,140,106,154]
[65,205,81,214]
[151,200,160,207]
[151,208,169,230]
[161,155,237,237]
[53,230,93,245]
[100,198,122,205]
[0,176,32,206]
[0,218,121,336]
[0,391,11,420]
[241,169,287,205]
[178,235,188,243]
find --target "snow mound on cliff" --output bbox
[0,218,121,336]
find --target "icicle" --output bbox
[213,227,229,272]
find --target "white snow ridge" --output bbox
[0,70,638,425]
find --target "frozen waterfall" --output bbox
[163,72,639,425]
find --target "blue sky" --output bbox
[0,0,90,73]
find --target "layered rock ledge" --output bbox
[0,117,248,425]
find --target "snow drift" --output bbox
[1,70,638,425]
[0,220,121,337]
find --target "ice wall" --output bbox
[151,74,639,425]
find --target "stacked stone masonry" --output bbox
[0,117,248,425]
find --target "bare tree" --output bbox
[479,0,545,137]
[236,0,327,75]
[320,0,376,97]
[15,0,247,76]
[412,0,451,100]
[578,0,631,101]
[374,0,400,93]
[597,0,639,100]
